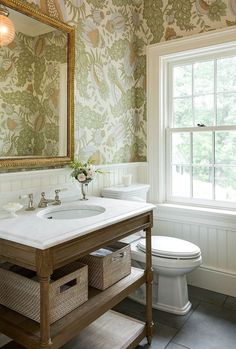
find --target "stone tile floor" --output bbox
[113,285,236,349]
[1,285,236,349]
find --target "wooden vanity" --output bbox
[0,209,153,349]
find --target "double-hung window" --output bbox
[147,29,236,209]
[167,52,236,208]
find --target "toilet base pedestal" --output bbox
[155,274,192,315]
[154,298,192,315]
[129,273,192,316]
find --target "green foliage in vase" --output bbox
[70,159,103,182]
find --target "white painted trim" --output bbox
[154,204,236,231]
[147,45,163,203]
[188,266,236,297]
[147,25,236,206]
[0,162,146,178]
[148,26,236,52]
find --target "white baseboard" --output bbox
[187,266,236,297]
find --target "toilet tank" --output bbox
[101,184,150,202]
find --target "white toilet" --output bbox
[131,236,202,315]
[101,184,202,315]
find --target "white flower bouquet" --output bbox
[70,160,103,183]
[70,160,103,200]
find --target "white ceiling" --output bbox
[8,7,54,37]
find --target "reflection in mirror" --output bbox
[0,6,68,159]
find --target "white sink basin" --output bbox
[38,204,106,220]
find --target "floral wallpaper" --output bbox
[19,0,236,163]
[0,29,67,157]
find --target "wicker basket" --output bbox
[79,242,131,290]
[0,261,88,324]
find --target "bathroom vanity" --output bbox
[0,197,154,349]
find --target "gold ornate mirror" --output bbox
[0,0,74,169]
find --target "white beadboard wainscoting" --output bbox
[0,162,148,206]
[153,204,236,297]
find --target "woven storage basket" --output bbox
[0,261,88,324]
[79,242,131,290]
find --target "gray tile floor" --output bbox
[114,286,236,349]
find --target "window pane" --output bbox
[194,94,214,126]
[173,97,192,127]
[194,61,214,95]
[217,93,236,125]
[173,65,192,97]
[215,131,236,165]
[215,167,236,201]
[172,165,190,197]
[217,57,236,92]
[193,132,212,165]
[172,133,190,164]
[193,167,213,199]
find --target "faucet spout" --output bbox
[38,192,61,208]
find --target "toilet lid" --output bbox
[137,236,201,259]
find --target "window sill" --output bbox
[154,203,236,230]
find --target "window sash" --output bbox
[166,48,236,208]
[166,126,236,208]
[168,125,236,133]
[169,53,236,128]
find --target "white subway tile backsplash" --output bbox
[0,163,148,206]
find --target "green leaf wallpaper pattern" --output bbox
[16,0,236,163]
[0,30,67,157]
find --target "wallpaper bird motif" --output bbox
[21,0,236,163]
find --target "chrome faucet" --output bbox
[38,189,62,208]
[19,193,35,211]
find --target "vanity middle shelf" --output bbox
[0,267,145,349]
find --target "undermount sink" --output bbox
[38,204,106,220]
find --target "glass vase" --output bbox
[79,180,91,200]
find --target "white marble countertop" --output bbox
[0,196,155,250]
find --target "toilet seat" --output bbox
[137,236,201,260]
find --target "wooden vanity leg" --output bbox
[36,250,53,349]
[39,276,52,348]
[145,227,154,345]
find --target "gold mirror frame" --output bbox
[0,0,75,169]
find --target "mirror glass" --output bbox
[0,5,71,163]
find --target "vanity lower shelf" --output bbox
[0,267,145,349]
[2,311,146,349]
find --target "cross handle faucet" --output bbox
[38,189,63,208]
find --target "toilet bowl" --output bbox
[101,184,202,315]
[131,236,202,315]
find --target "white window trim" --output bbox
[154,203,236,231]
[147,26,236,212]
